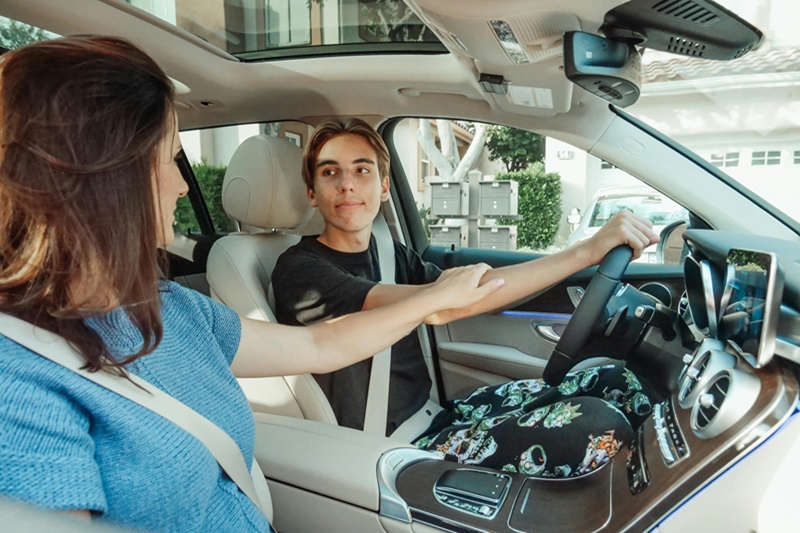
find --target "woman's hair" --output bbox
[0,35,175,374]
[302,117,391,190]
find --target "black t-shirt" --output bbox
[272,235,442,435]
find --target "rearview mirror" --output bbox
[563,31,642,108]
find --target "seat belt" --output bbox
[0,312,273,522]
[368,213,446,441]
[363,213,394,435]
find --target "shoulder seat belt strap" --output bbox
[0,312,272,521]
[363,213,394,436]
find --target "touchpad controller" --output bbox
[433,468,511,519]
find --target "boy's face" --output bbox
[308,133,389,239]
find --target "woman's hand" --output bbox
[576,210,659,264]
[422,263,504,310]
[234,264,504,377]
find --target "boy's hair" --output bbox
[0,35,175,375]
[302,117,390,190]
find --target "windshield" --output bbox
[589,194,688,228]
[625,0,800,224]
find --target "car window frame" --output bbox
[176,148,217,235]
[381,116,697,266]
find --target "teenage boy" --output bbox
[272,118,659,475]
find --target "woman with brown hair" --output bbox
[0,36,503,531]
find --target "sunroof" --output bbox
[124,0,445,60]
[0,16,59,51]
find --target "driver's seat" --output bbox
[207,134,337,426]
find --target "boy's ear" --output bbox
[380,175,390,202]
[306,187,319,207]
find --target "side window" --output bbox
[176,121,312,234]
[391,118,690,264]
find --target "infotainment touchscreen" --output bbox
[718,249,783,368]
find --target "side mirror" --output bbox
[563,31,642,108]
[567,213,582,226]
[656,220,688,265]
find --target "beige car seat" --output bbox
[206,134,336,425]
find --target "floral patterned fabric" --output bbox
[414,363,652,477]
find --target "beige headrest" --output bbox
[221,134,313,230]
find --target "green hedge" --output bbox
[497,162,562,250]
[174,161,236,234]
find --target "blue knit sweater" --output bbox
[0,282,272,532]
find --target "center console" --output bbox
[254,341,797,533]
[379,347,797,533]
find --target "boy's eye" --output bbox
[356,166,371,174]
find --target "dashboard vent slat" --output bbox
[694,374,730,429]
[683,353,710,399]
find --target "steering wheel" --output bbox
[542,245,633,386]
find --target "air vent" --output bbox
[653,0,720,25]
[690,365,760,440]
[667,35,706,56]
[677,345,733,410]
[694,374,729,429]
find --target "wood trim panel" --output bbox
[394,362,797,532]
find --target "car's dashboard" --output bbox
[683,229,800,368]
[377,229,800,533]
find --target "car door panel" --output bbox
[422,245,685,400]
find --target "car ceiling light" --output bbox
[489,20,529,65]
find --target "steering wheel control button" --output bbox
[634,305,652,320]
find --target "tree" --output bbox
[0,18,55,50]
[417,120,487,182]
[486,126,546,172]
[498,162,562,250]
